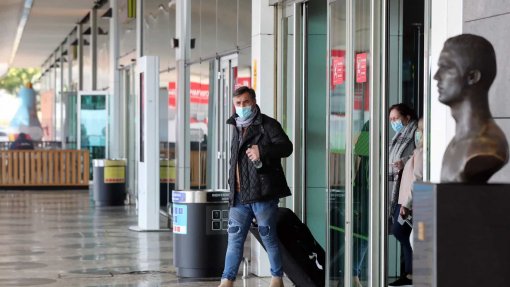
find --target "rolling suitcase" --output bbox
[250,207,325,287]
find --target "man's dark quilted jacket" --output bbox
[226,108,293,205]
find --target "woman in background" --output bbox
[387,103,417,286]
[389,117,423,287]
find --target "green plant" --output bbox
[0,68,41,95]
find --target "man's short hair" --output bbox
[444,34,497,89]
[233,86,256,100]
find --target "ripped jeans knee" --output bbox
[227,219,242,235]
[258,225,270,237]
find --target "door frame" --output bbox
[212,54,238,189]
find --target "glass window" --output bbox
[143,0,177,71]
[190,0,204,62]
[82,36,92,91]
[190,0,250,61]
[237,0,251,48]
[118,1,136,58]
[97,11,110,90]
[159,69,177,206]
[189,61,212,188]
[216,0,237,52]
[68,30,79,91]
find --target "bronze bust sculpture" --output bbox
[435,34,509,183]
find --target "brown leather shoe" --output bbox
[218,278,234,287]
[269,276,284,287]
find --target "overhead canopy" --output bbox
[0,0,96,74]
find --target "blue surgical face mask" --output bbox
[235,105,253,120]
[415,131,422,146]
[391,119,404,133]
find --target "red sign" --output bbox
[235,77,251,89]
[356,53,368,83]
[167,82,209,107]
[332,56,345,85]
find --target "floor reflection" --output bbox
[0,190,292,286]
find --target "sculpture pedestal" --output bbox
[413,183,510,287]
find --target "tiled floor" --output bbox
[0,190,293,287]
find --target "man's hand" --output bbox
[400,206,410,219]
[246,145,260,161]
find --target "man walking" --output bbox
[219,86,293,287]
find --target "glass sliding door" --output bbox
[328,0,384,286]
[328,0,347,285]
[279,0,328,249]
[350,0,372,285]
[279,1,302,216]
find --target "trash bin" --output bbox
[93,159,127,206]
[172,189,230,278]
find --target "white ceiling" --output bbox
[0,0,24,74]
[1,0,97,68]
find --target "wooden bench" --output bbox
[0,150,90,187]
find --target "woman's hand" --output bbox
[392,160,405,171]
[400,206,410,219]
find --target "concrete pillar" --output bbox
[251,0,275,118]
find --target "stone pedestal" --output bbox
[413,183,510,287]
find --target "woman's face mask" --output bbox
[415,130,422,146]
[235,105,253,120]
[391,119,404,133]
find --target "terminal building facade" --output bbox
[6,0,509,285]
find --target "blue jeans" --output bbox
[221,195,283,280]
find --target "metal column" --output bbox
[90,8,98,90]
[109,0,122,159]
[176,0,191,190]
